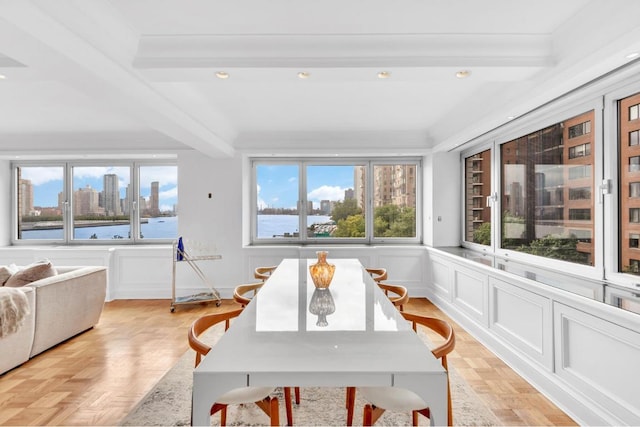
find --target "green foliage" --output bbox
[330,202,416,238]
[331,199,361,223]
[374,204,415,238]
[333,214,365,237]
[514,234,589,264]
[472,222,491,245]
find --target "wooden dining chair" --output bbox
[233,280,302,405]
[346,311,456,426]
[233,282,264,307]
[254,266,278,282]
[188,308,294,426]
[378,283,409,311]
[365,267,387,283]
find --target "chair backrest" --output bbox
[365,267,387,283]
[401,311,455,369]
[377,283,409,310]
[254,266,277,282]
[233,282,264,307]
[188,308,244,367]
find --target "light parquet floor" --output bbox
[0,298,576,426]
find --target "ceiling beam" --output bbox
[0,1,236,158]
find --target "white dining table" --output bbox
[191,258,447,426]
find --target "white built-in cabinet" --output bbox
[427,246,640,426]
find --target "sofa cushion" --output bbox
[0,264,19,286]
[5,260,57,287]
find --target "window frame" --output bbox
[250,157,422,245]
[460,96,604,279]
[11,159,178,245]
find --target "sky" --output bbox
[20,166,178,212]
[257,164,356,210]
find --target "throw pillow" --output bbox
[0,264,19,286]
[4,260,58,287]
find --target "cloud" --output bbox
[20,166,63,185]
[159,187,178,200]
[288,177,297,183]
[308,185,345,202]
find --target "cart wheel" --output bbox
[216,301,222,307]
[170,306,175,313]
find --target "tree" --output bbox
[331,199,361,222]
[374,204,415,237]
[516,234,589,264]
[333,214,365,237]
[472,222,491,245]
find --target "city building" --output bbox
[0,3,638,426]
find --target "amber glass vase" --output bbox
[309,251,336,288]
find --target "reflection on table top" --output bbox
[256,258,405,332]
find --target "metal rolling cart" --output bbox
[171,237,222,312]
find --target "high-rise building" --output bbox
[74,185,100,216]
[320,200,331,215]
[354,166,366,209]
[344,188,354,200]
[19,179,34,216]
[149,181,160,216]
[619,93,640,272]
[103,174,121,216]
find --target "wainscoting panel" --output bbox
[112,247,175,299]
[489,277,552,370]
[554,302,640,425]
[452,264,488,327]
[430,257,451,301]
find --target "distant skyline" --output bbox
[257,165,356,210]
[20,166,178,212]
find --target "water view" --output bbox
[21,216,177,240]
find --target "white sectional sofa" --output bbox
[0,266,107,375]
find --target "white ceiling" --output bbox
[1,0,640,158]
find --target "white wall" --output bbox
[424,151,460,247]
[0,160,11,246]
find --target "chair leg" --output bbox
[295,386,301,405]
[284,387,294,426]
[363,404,386,426]
[269,397,280,426]
[346,387,356,426]
[210,403,227,425]
[415,408,431,426]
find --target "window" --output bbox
[568,165,591,180]
[14,161,177,244]
[500,111,595,266]
[569,209,591,220]
[619,92,640,274]
[464,149,491,245]
[569,187,591,200]
[568,121,591,139]
[568,143,591,159]
[630,234,640,248]
[252,158,420,244]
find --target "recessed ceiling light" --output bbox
[0,74,6,79]
[626,52,640,60]
[215,71,229,79]
[455,70,470,79]
[297,71,310,79]
[377,71,391,79]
